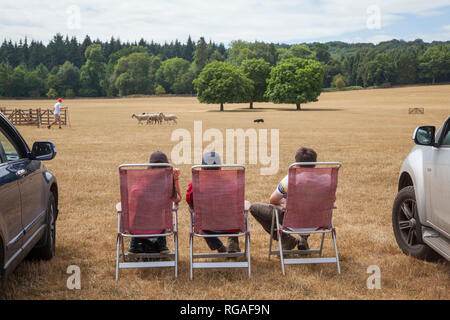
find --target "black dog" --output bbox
[254,119,264,123]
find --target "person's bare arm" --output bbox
[172,168,181,203]
[269,190,285,210]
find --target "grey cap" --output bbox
[201,152,222,165]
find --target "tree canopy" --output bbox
[0,35,448,99]
[266,58,324,110]
[240,58,271,108]
[193,61,253,111]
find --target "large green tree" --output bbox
[193,37,209,72]
[0,63,14,97]
[240,58,271,109]
[56,61,81,96]
[80,44,106,96]
[24,68,47,97]
[395,49,417,84]
[114,52,153,96]
[365,53,396,86]
[155,57,194,94]
[266,58,324,110]
[193,61,253,111]
[418,44,450,84]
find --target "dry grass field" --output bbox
[2,85,449,300]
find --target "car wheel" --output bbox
[27,193,56,261]
[392,186,440,261]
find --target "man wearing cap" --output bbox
[185,152,241,253]
[249,147,317,251]
[48,98,68,129]
[128,151,181,255]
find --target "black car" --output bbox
[0,112,58,294]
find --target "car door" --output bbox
[428,120,450,235]
[3,127,47,248]
[0,127,24,267]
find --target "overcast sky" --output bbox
[1,0,450,45]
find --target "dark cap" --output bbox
[149,151,169,164]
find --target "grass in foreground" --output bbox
[2,85,449,299]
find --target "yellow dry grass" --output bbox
[2,85,449,300]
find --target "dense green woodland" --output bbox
[0,34,449,101]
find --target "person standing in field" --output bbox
[48,98,67,129]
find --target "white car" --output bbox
[393,116,450,261]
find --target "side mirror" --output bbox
[31,141,57,161]
[413,126,436,146]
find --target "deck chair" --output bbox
[189,164,251,280]
[115,164,179,280]
[268,162,342,275]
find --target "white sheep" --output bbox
[160,112,177,124]
[146,113,163,125]
[132,113,150,125]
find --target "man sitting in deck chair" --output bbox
[127,151,181,255]
[185,152,241,253]
[250,147,321,251]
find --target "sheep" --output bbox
[160,112,178,124]
[132,113,151,125]
[146,113,163,125]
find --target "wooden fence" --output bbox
[409,107,425,114]
[0,108,68,127]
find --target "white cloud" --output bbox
[414,24,450,42]
[366,34,397,44]
[0,0,449,44]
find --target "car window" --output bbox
[441,127,450,146]
[0,128,21,162]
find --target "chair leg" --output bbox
[268,211,275,260]
[278,232,285,275]
[319,233,325,256]
[174,233,178,278]
[246,233,251,278]
[273,208,285,275]
[332,230,341,274]
[115,235,121,281]
[189,233,194,280]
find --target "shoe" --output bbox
[217,245,227,253]
[58,126,62,129]
[47,125,51,129]
[142,239,160,254]
[298,236,310,250]
[227,237,241,253]
[156,237,169,254]
[281,236,298,250]
[128,239,145,254]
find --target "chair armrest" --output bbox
[244,200,251,212]
[116,202,122,213]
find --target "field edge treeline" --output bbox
[0,34,449,100]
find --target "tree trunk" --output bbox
[432,76,435,85]
[296,103,301,110]
[249,101,253,109]
[220,103,224,111]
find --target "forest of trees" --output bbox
[0,34,449,98]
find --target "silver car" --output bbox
[393,116,450,261]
